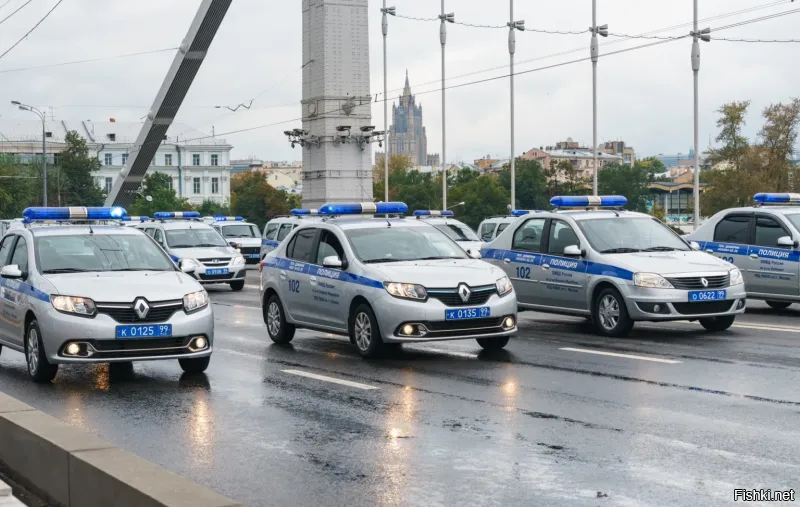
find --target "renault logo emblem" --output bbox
[133,298,150,319]
[458,284,472,303]
[701,277,709,288]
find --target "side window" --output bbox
[277,224,294,241]
[512,218,546,253]
[497,223,510,235]
[288,228,317,263]
[713,215,751,244]
[479,222,496,240]
[316,231,345,265]
[144,228,156,237]
[548,220,580,255]
[265,224,279,240]
[9,237,28,273]
[754,216,788,247]
[153,229,165,246]
[0,236,15,267]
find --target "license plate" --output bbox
[206,268,229,275]
[248,253,260,259]
[116,324,172,339]
[445,307,491,320]
[688,289,726,302]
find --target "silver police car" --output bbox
[260,202,517,357]
[412,210,483,254]
[0,207,213,383]
[136,211,247,291]
[207,216,262,264]
[687,192,800,309]
[260,209,323,260]
[482,196,746,337]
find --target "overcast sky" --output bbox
[0,0,798,163]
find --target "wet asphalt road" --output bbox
[1,268,800,506]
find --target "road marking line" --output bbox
[281,369,379,390]
[559,347,682,364]
[731,322,800,333]
[413,347,478,359]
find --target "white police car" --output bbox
[0,219,23,238]
[120,216,150,227]
[260,202,517,357]
[260,209,323,260]
[412,210,483,254]
[687,192,800,309]
[207,216,262,264]
[483,196,746,336]
[0,207,213,382]
[478,211,530,242]
[136,211,246,291]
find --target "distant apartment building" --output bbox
[599,140,635,167]
[521,140,623,180]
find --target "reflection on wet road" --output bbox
[0,271,799,506]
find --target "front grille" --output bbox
[87,337,193,358]
[199,272,235,281]
[96,300,183,324]
[672,300,735,315]
[666,274,729,290]
[427,285,496,307]
[197,257,232,267]
[425,317,504,331]
[239,246,259,255]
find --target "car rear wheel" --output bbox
[230,280,245,291]
[699,315,735,332]
[766,300,792,310]
[179,356,210,374]
[476,337,509,350]
[594,287,634,337]
[265,294,295,343]
[26,320,58,383]
[351,304,384,358]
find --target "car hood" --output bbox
[44,271,201,302]
[607,250,731,275]
[226,237,261,248]
[370,259,506,287]
[170,246,237,260]
[454,240,484,253]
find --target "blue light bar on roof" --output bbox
[318,202,408,215]
[290,208,319,216]
[510,210,530,217]
[549,195,628,208]
[153,211,201,219]
[753,193,800,204]
[121,216,150,222]
[413,210,454,217]
[214,216,244,222]
[22,206,127,223]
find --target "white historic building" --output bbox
[0,119,232,206]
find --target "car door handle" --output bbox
[279,270,287,279]
[542,264,550,270]
[749,254,759,259]
[705,249,714,253]
[503,258,511,264]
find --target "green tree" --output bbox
[544,159,586,197]
[759,98,800,192]
[0,155,40,218]
[59,131,104,206]
[128,172,194,216]
[706,101,750,172]
[198,199,231,217]
[230,171,293,229]
[373,154,412,199]
[499,158,549,210]
[597,162,653,213]
[637,156,667,175]
[449,175,510,229]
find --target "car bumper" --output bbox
[193,266,246,284]
[37,305,214,364]
[372,292,518,343]
[620,283,747,320]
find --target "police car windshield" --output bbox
[36,234,174,273]
[221,224,259,238]
[577,217,689,253]
[166,228,227,248]
[345,227,466,263]
[432,222,480,242]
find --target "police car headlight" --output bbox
[232,255,246,266]
[496,276,513,296]
[183,290,209,312]
[633,273,674,289]
[729,268,744,286]
[51,295,96,317]
[384,282,427,300]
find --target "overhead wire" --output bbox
[0,0,32,27]
[0,47,178,74]
[0,0,65,62]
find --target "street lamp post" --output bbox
[691,1,711,228]
[508,1,524,211]
[11,101,47,206]
[439,2,454,209]
[447,201,465,211]
[589,1,607,196]
[381,3,395,203]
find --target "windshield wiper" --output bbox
[415,256,462,260]
[363,258,403,264]
[114,268,165,272]
[42,268,95,273]
[169,244,193,248]
[199,243,225,247]
[642,246,682,252]
[600,247,642,254]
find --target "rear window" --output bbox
[713,215,750,244]
[479,222,497,239]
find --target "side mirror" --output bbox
[563,245,582,257]
[466,249,482,259]
[229,241,241,249]
[0,264,23,279]
[777,236,796,248]
[689,241,701,251]
[322,255,343,268]
[179,260,196,274]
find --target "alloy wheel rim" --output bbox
[354,313,371,351]
[599,295,620,330]
[27,328,39,373]
[267,302,281,337]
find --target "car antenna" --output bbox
[386,217,391,227]
[88,224,94,234]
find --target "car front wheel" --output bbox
[594,287,634,337]
[264,294,295,343]
[699,315,735,332]
[766,301,792,310]
[230,280,245,291]
[26,320,58,383]
[351,304,384,358]
[476,337,509,350]
[179,356,210,374]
